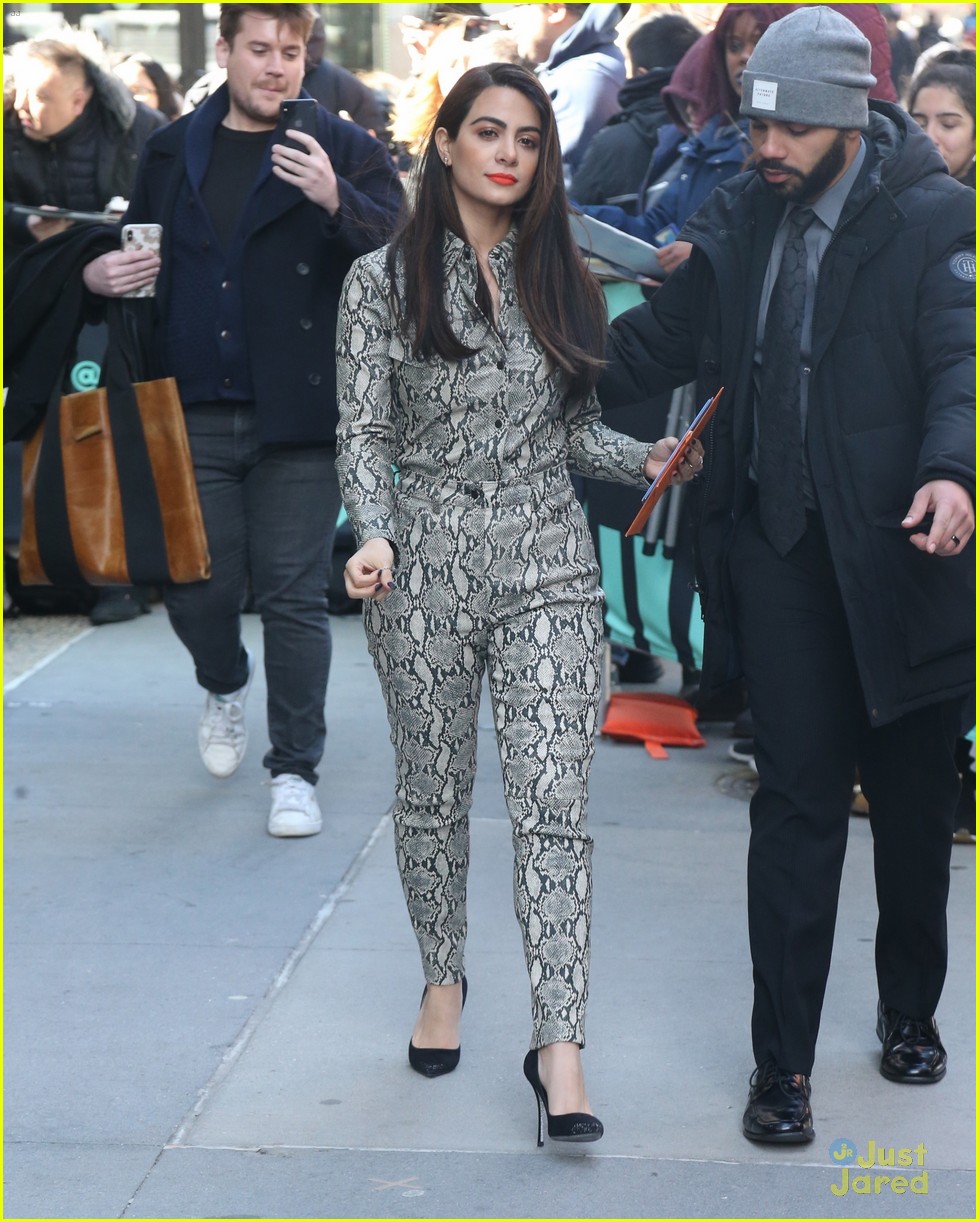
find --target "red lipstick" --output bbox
[486,173,517,185]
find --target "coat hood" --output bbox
[87,58,139,134]
[866,100,951,195]
[544,3,624,71]
[611,65,673,142]
[660,35,710,133]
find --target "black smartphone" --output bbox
[278,97,318,151]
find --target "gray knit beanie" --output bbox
[740,6,876,130]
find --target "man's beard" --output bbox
[227,81,281,128]
[758,130,848,203]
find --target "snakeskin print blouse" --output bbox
[335,227,652,547]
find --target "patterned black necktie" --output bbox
[758,207,814,556]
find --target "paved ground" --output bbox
[3,608,975,1220]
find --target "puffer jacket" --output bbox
[600,102,975,725]
[3,60,165,260]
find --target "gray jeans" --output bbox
[164,403,341,784]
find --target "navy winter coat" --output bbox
[579,113,752,241]
[122,84,402,445]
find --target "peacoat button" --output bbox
[308,372,321,385]
[296,262,310,275]
[223,377,233,388]
[221,280,231,289]
[220,329,231,340]
[299,318,313,330]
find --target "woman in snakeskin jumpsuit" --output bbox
[336,63,702,1142]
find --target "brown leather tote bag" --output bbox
[19,298,210,588]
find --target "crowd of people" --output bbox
[3,2,974,1153]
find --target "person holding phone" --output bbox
[4,31,166,262]
[81,4,402,838]
[278,96,317,148]
[119,222,162,297]
[3,29,167,625]
[335,62,701,1144]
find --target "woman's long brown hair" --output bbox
[386,62,608,401]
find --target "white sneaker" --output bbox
[268,773,323,838]
[198,649,254,778]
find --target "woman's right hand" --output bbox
[82,249,160,297]
[344,537,397,601]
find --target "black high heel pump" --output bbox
[408,976,468,1078]
[522,1048,604,1147]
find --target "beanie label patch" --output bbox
[949,251,976,283]
[751,80,779,111]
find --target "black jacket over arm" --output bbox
[4,223,120,442]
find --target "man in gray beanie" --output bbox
[600,5,974,1143]
[741,4,876,132]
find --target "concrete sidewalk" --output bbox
[3,608,974,1219]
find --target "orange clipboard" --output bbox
[625,386,724,537]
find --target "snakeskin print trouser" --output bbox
[365,469,605,1048]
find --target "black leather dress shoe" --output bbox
[877,1002,947,1083]
[742,1064,814,1144]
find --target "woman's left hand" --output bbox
[344,538,397,601]
[643,436,704,483]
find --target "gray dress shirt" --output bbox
[751,140,867,509]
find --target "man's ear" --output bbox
[215,36,231,70]
[70,82,93,120]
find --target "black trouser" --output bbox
[729,501,960,1075]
